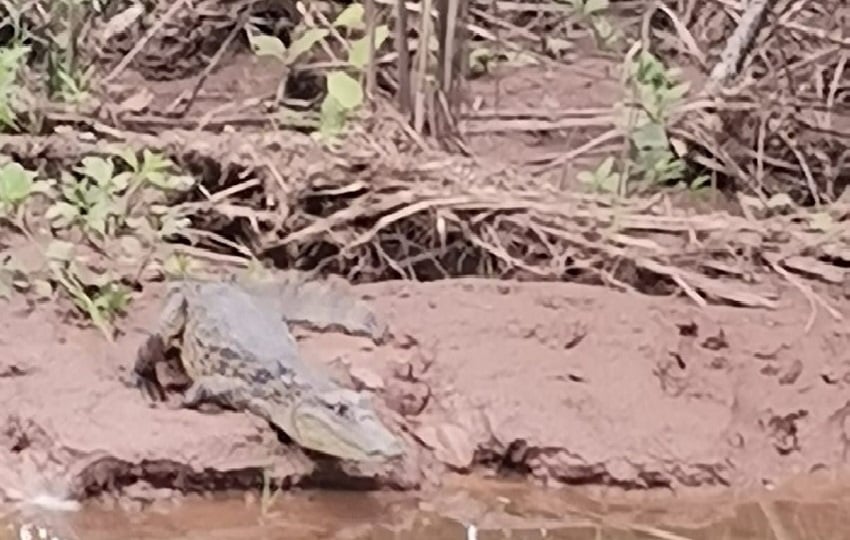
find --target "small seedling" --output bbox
[49,257,132,342]
[570,0,622,49]
[259,467,283,517]
[162,252,204,278]
[46,150,194,243]
[246,2,391,138]
[0,43,30,129]
[0,162,47,216]
[578,156,621,194]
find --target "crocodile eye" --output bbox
[332,403,349,417]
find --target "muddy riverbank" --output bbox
[1,277,849,505]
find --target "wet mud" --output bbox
[1,278,850,504]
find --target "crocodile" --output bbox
[133,275,404,462]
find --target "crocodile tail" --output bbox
[240,271,388,343]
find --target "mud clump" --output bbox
[0,278,849,503]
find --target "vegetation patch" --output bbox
[0,0,847,338]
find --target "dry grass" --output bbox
[1,0,848,322]
[1,107,846,326]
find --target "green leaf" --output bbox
[326,71,363,110]
[597,156,614,179]
[139,149,173,175]
[45,201,79,226]
[319,95,347,138]
[0,162,36,204]
[144,171,165,189]
[110,171,133,192]
[86,200,111,235]
[163,253,204,278]
[29,178,55,196]
[690,175,710,191]
[347,25,390,69]
[665,81,690,103]
[248,34,286,60]
[166,174,195,191]
[143,169,194,191]
[633,122,668,150]
[93,283,131,314]
[77,156,115,187]
[584,0,608,15]
[333,3,365,29]
[45,240,75,261]
[113,147,139,171]
[288,28,329,63]
[598,172,620,193]
[159,213,191,238]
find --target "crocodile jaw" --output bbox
[292,389,403,462]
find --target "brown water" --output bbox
[3,475,850,540]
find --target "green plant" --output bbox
[247,2,391,137]
[578,156,621,194]
[46,149,194,243]
[45,240,131,341]
[570,0,622,50]
[0,161,52,227]
[0,0,96,113]
[162,252,204,278]
[622,50,690,189]
[0,236,130,340]
[36,149,194,336]
[0,43,30,129]
[577,50,706,197]
[40,0,93,103]
[0,149,194,337]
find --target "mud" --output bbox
[1,276,850,504]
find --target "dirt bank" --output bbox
[1,277,849,503]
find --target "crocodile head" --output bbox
[291,388,403,462]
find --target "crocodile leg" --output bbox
[133,287,189,402]
[133,333,168,401]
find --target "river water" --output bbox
[2,474,850,540]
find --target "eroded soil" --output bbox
[1,277,850,504]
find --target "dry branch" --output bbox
[2,126,847,315]
[706,0,773,91]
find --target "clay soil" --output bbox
[2,1,849,508]
[2,276,850,504]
